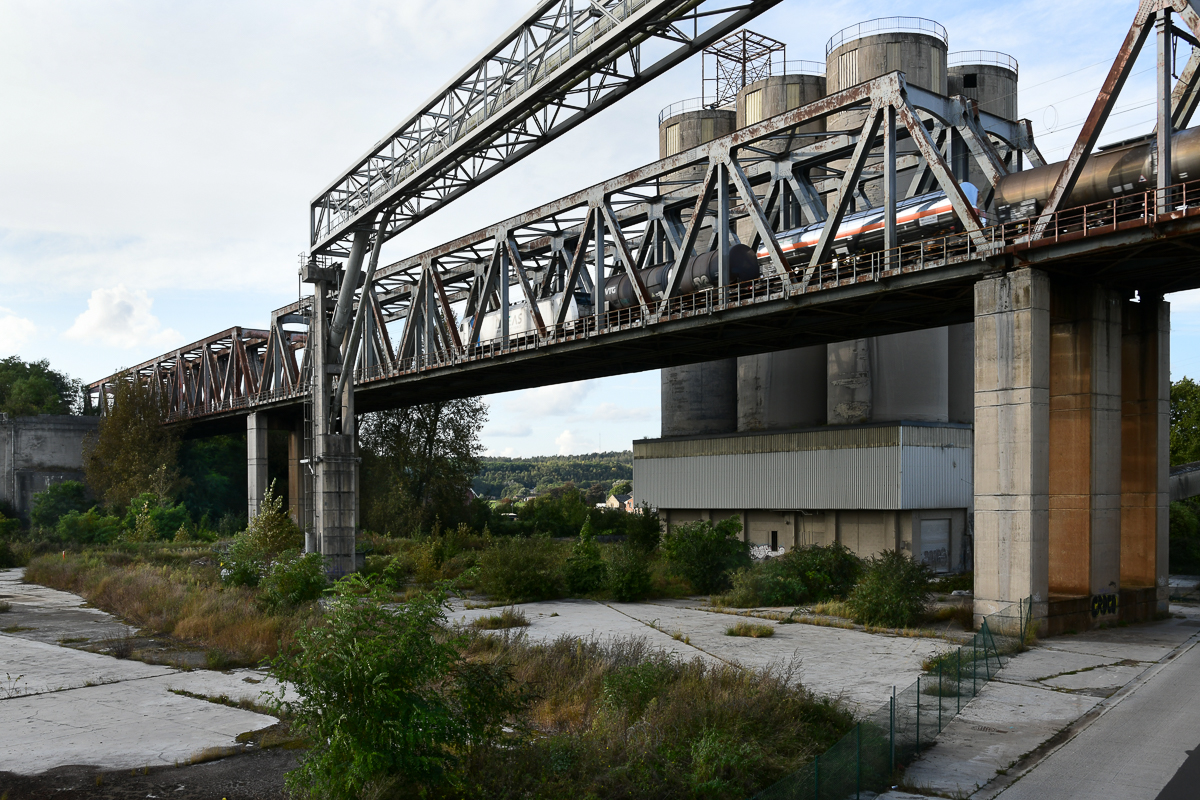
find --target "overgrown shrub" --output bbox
[260,550,326,609]
[661,517,751,595]
[119,493,191,541]
[607,542,652,602]
[270,578,526,800]
[55,508,123,545]
[1170,500,1200,572]
[476,535,564,601]
[564,519,607,595]
[846,550,932,628]
[407,523,486,585]
[720,544,863,608]
[625,504,663,553]
[30,480,91,531]
[0,540,17,569]
[222,534,266,588]
[245,482,303,556]
[0,511,23,539]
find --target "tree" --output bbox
[662,516,751,595]
[0,356,83,416]
[1171,377,1200,466]
[30,481,92,531]
[83,374,183,509]
[359,398,487,535]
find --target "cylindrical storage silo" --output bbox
[662,360,739,437]
[658,103,738,438]
[737,346,827,432]
[825,18,949,209]
[734,65,826,241]
[948,51,1018,187]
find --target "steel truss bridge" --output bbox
[90,0,1200,431]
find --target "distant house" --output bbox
[606,493,632,510]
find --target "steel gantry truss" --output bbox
[308,0,786,260]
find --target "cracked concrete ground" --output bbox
[0,568,281,777]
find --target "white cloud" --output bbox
[591,402,652,421]
[63,285,182,350]
[507,380,594,417]
[0,313,36,354]
[555,429,590,456]
[486,422,532,438]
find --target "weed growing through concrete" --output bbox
[470,607,530,630]
[0,600,10,613]
[725,621,775,638]
[1,624,33,633]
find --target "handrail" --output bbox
[826,17,948,56]
[948,50,1018,76]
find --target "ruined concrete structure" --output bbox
[0,414,99,519]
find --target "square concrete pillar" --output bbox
[315,433,357,577]
[1047,283,1123,614]
[287,421,303,526]
[247,412,269,520]
[973,269,1050,622]
[1121,297,1170,614]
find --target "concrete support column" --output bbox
[1121,297,1171,612]
[247,411,269,520]
[287,420,303,526]
[973,268,1050,622]
[1048,283,1123,612]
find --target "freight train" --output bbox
[464,125,1200,343]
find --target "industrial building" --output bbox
[635,19,1020,572]
[0,414,99,519]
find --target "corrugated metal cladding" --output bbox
[633,423,972,511]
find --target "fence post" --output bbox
[856,722,862,799]
[973,634,978,696]
[957,648,961,714]
[815,753,820,800]
[890,687,896,772]
[916,675,921,750]
[938,662,942,733]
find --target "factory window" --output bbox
[886,42,901,72]
[962,72,978,89]
[786,81,801,110]
[744,88,763,125]
[701,117,715,143]
[839,48,859,87]
[665,122,681,155]
[770,530,778,551]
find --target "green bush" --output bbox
[269,577,525,800]
[55,508,123,545]
[0,511,21,539]
[245,482,303,555]
[661,517,751,595]
[721,544,864,608]
[0,539,17,569]
[221,534,266,588]
[260,550,327,609]
[607,542,652,602]
[121,493,191,540]
[624,505,663,553]
[846,550,932,628]
[564,519,607,595]
[476,535,564,601]
[30,481,91,531]
[1170,501,1200,572]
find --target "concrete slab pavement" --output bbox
[0,568,281,776]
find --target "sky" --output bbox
[2,0,1198,457]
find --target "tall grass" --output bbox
[444,633,854,800]
[24,549,317,664]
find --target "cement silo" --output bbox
[658,102,738,437]
[733,63,830,433]
[948,51,1019,186]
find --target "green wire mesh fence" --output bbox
[752,597,1034,800]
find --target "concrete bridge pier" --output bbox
[973,268,1169,634]
[247,411,305,524]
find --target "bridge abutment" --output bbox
[973,269,1170,633]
